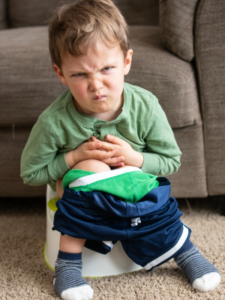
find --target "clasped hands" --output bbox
[68,134,143,168]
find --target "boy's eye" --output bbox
[73,73,85,77]
[102,67,113,71]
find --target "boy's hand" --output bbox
[89,135,144,168]
[65,139,125,168]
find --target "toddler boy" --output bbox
[20,0,221,299]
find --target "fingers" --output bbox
[88,136,97,142]
[83,145,119,159]
[88,140,120,152]
[85,140,102,150]
[88,135,121,148]
[102,155,125,165]
[95,149,119,160]
[90,136,98,141]
[84,136,123,162]
[87,136,121,151]
[100,142,119,151]
[87,136,107,149]
[106,134,122,145]
[89,135,122,146]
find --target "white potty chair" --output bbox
[44,185,142,277]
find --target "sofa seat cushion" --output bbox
[0,126,46,197]
[0,26,201,129]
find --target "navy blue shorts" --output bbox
[53,177,191,270]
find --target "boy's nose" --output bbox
[89,77,103,92]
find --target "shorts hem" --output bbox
[143,224,190,271]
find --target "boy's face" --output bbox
[53,41,133,121]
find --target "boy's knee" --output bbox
[72,159,111,173]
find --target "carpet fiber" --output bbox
[0,197,224,300]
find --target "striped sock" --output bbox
[174,244,221,292]
[54,251,93,300]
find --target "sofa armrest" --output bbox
[195,0,225,195]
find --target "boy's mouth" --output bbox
[93,95,106,100]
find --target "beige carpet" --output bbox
[0,197,225,300]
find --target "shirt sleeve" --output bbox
[140,96,182,176]
[20,115,70,191]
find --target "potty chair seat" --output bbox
[44,185,142,277]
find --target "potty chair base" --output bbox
[45,185,142,277]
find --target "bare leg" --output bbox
[60,235,86,254]
[56,159,111,198]
[56,178,64,198]
[72,159,111,173]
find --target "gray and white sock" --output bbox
[54,251,93,300]
[174,245,221,292]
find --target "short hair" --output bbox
[48,0,130,69]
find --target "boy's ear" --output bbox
[124,49,133,76]
[53,64,68,86]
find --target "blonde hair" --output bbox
[48,0,130,69]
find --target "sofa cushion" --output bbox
[9,0,70,28]
[159,0,198,62]
[0,26,201,128]
[9,0,159,28]
[0,0,8,29]
[126,26,201,128]
[116,0,159,26]
[0,27,68,126]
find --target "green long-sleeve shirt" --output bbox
[20,82,182,191]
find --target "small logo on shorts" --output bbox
[131,217,141,227]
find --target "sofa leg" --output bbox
[219,195,225,216]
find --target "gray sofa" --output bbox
[0,0,224,201]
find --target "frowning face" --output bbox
[53,41,133,121]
